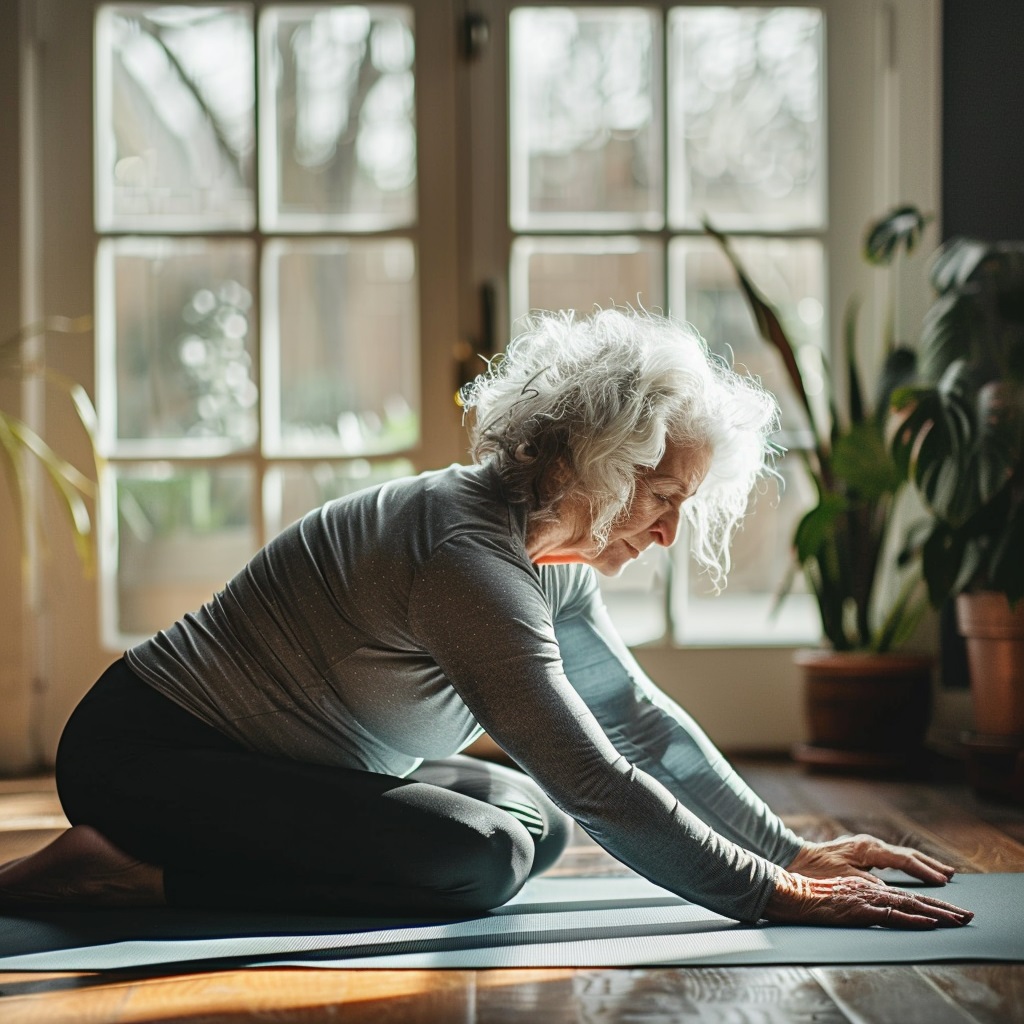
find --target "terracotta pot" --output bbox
[956,592,1024,736]
[792,650,933,771]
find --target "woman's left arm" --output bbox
[552,577,955,883]
[552,583,802,865]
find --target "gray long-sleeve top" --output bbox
[127,462,804,922]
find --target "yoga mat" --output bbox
[1,872,1021,972]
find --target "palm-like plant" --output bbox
[890,238,1024,606]
[707,207,931,652]
[0,317,100,573]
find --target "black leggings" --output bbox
[55,659,572,916]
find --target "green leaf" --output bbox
[930,237,991,294]
[40,367,105,484]
[889,385,934,478]
[6,415,94,496]
[920,291,979,381]
[843,298,865,424]
[954,536,987,595]
[897,363,980,524]
[0,314,98,575]
[705,220,826,455]
[864,205,930,266]
[0,314,93,356]
[872,573,928,653]
[832,421,903,501]
[891,391,961,518]
[896,517,932,566]
[794,493,848,563]
[767,558,800,620]
[0,410,95,573]
[0,413,30,575]
[976,381,1022,503]
[922,523,966,607]
[802,555,851,650]
[874,346,917,424]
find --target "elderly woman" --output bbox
[0,309,971,930]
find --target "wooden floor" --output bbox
[1,758,1023,1024]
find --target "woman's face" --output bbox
[530,440,711,576]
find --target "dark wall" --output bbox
[943,0,1024,241]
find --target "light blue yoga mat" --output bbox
[1,873,1021,971]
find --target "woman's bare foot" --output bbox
[0,825,165,908]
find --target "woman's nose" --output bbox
[651,507,680,547]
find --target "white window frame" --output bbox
[459,0,941,651]
[88,1,466,649]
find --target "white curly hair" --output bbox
[458,307,780,588]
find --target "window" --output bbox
[466,3,828,645]
[81,0,938,652]
[93,3,444,645]
[458,0,941,648]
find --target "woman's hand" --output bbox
[787,834,956,886]
[764,871,974,929]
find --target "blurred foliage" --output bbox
[0,317,99,574]
[890,236,1024,606]
[708,206,930,651]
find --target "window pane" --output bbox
[668,237,824,643]
[263,238,419,456]
[97,238,258,454]
[668,7,824,230]
[509,7,662,230]
[95,4,255,231]
[672,457,820,644]
[261,5,417,231]
[668,236,826,443]
[510,237,663,322]
[105,463,256,641]
[263,458,414,535]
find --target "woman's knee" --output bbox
[432,811,535,912]
[411,756,573,879]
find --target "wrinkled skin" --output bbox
[765,834,974,929]
[788,833,956,886]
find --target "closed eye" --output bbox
[646,480,673,504]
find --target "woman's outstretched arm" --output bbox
[551,573,957,886]
[551,577,804,865]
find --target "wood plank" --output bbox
[0,779,58,797]
[812,966,983,1024]
[780,814,852,844]
[927,785,1024,851]
[916,965,1024,1024]
[3,760,1023,1024]
[475,966,850,1023]
[734,759,813,818]
[750,772,990,873]
[766,771,894,819]
[878,786,1024,873]
[824,811,980,874]
[975,811,1024,848]
[0,792,66,826]
[0,968,478,1024]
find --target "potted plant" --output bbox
[0,315,99,571]
[707,208,933,772]
[889,237,1024,799]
